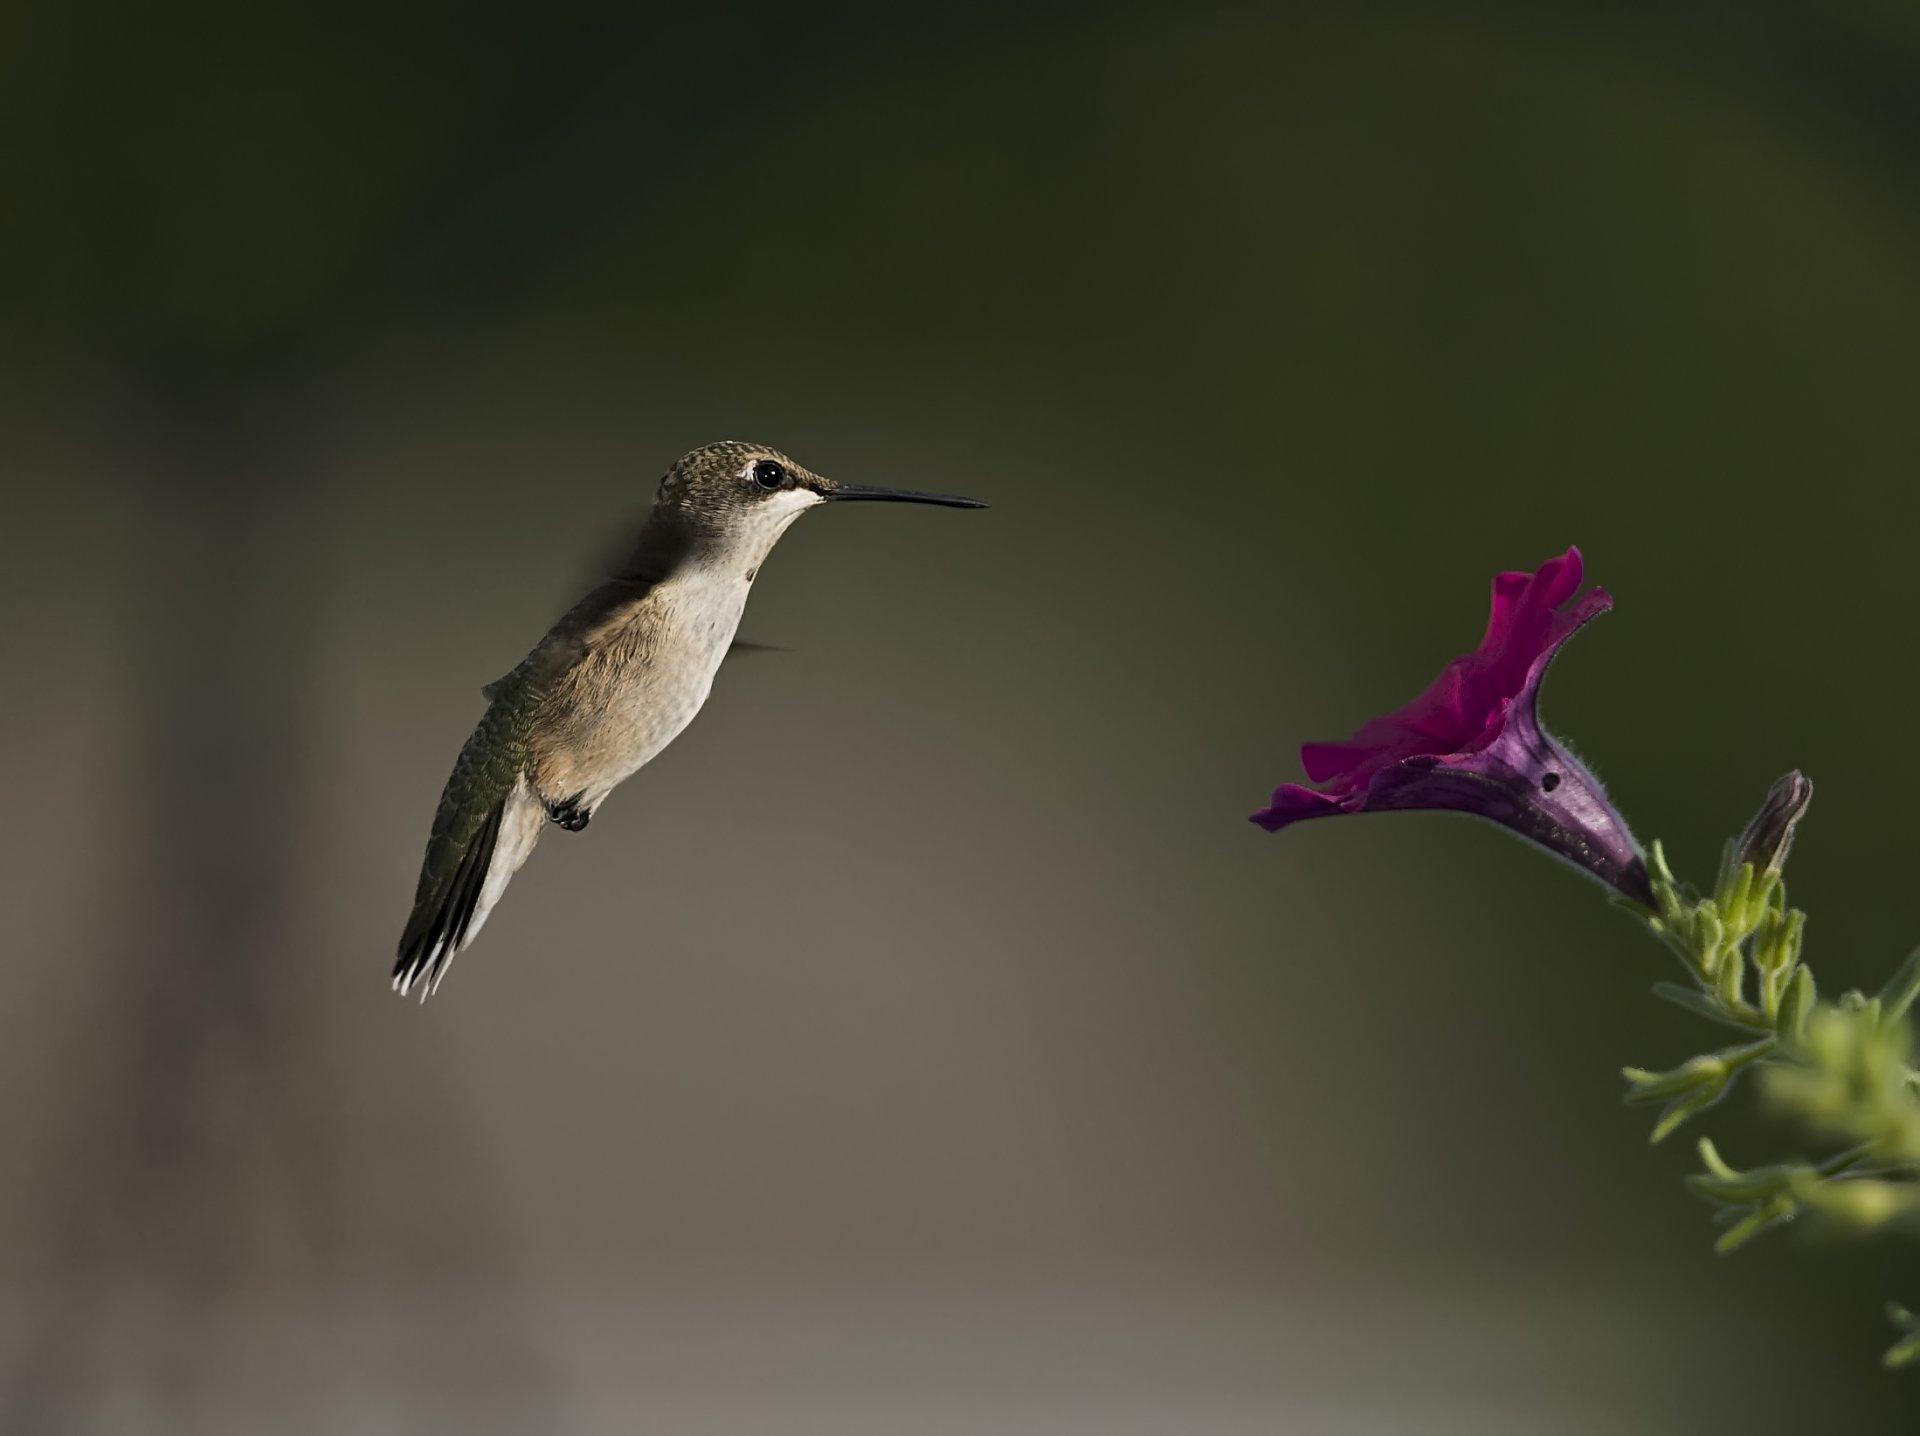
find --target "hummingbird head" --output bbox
[655,441,986,562]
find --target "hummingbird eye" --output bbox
[750,459,787,490]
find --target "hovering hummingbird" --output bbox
[394,440,986,998]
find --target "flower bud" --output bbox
[1736,771,1813,879]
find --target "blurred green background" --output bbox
[4,1,1919,1430]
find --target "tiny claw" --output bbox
[546,791,591,832]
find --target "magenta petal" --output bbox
[1251,784,1348,832]
[1251,547,1651,906]
[1477,548,1583,698]
[1299,741,1370,787]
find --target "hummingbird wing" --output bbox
[396,547,695,997]
[393,671,544,998]
[481,636,777,696]
[396,573,657,998]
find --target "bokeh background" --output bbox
[4,1,1919,1431]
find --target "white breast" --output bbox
[567,488,821,811]
[599,564,751,795]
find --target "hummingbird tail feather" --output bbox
[394,774,543,999]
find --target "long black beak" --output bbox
[825,483,987,509]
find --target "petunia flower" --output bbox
[1253,547,1653,907]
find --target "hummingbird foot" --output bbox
[546,791,592,832]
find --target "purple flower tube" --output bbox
[1254,547,1652,907]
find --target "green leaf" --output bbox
[1886,1304,1920,1370]
[1689,1165,1798,1204]
[1686,1140,1805,1204]
[1652,1084,1730,1144]
[1651,982,1768,1033]
[1648,838,1679,895]
[1696,1137,1739,1182]
[1696,904,1727,980]
[1879,948,1920,1028]
[1718,863,1755,936]
[1623,1055,1723,1104]
[1714,933,1747,1009]
[1711,838,1736,910]
[1779,907,1806,970]
[1778,965,1815,1046]
[1713,1195,1797,1254]
[1750,907,1782,970]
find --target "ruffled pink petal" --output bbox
[1288,547,1594,788]
[1299,740,1371,787]
[1478,547,1583,697]
[1482,568,1537,651]
[1249,545,1650,905]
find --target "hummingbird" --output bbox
[393,440,986,999]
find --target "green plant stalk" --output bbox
[1623,789,1920,1368]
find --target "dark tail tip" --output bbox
[393,795,505,1000]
